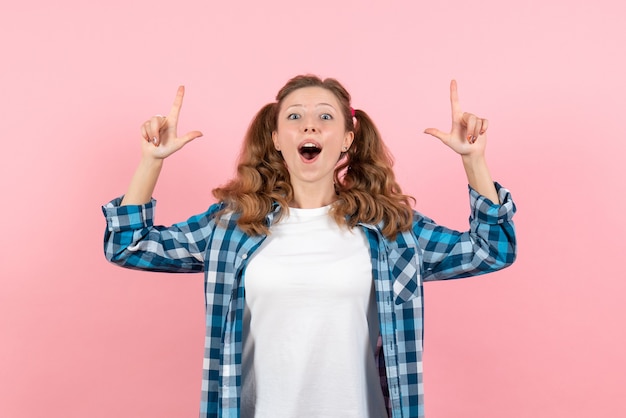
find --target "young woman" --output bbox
[103,75,517,418]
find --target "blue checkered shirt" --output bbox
[102,183,516,418]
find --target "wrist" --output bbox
[461,154,499,203]
[461,153,487,168]
[139,156,164,171]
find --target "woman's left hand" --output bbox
[424,80,488,156]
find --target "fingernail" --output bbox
[471,136,477,144]
[467,135,472,142]
[152,137,158,145]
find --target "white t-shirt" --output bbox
[241,205,387,418]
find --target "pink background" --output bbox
[1,0,625,417]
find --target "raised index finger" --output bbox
[450,79,462,118]
[167,85,186,123]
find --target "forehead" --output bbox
[280,86,341,109]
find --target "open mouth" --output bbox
[298,143,322,160]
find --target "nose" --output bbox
[302,114,317,133]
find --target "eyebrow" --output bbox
[285,102,337,110]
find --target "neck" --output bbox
[289,181,336,208]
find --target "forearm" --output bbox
[415,184,517,282]
[121,157,164,206]
[461,154,499,204]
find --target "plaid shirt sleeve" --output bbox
[102,196,221,273]
[413,182,517,281]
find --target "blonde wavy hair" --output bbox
[212,74,414,239]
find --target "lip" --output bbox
[298,139,322,164]
[297,139,322,149]
[299,153,320,164]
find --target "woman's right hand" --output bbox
[140,86,203,160]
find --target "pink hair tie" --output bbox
[350,107,356,117]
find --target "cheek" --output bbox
[275,126,296,142]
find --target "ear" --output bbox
[272,130,280,151]
[343,131,354,150]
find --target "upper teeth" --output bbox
[302,143,317,148]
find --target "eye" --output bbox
[320,113,332,120]
[287,113,300,120]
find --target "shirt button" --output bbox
[241,253,248,260]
